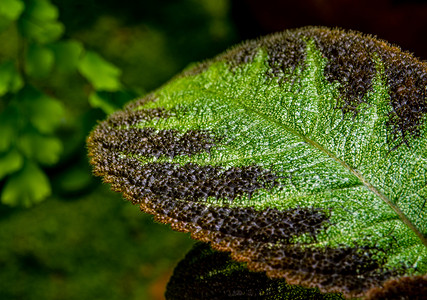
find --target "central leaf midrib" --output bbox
[233,98,427,248]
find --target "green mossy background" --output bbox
[0,0,237,299]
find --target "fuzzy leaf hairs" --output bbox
[87,27,427,298]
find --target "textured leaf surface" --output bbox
[87,27,427,298]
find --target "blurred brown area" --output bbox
[149,269,174,300]
[231,0,427,59]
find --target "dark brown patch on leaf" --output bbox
[90,147,279,203]
[90,126,218,159]
[165,242,345,300]
[236,242,399,297]
[365,275,427,300]
[146,196,327,245]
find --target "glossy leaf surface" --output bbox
[87,27,427,298]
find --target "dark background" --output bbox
[1,0,426,299]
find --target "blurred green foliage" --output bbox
[0,0,236,298]
[0,0,236,207]
[0,0,135,207]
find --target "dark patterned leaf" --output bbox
[87,27,427,298]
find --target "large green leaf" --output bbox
[87,27,427,298]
